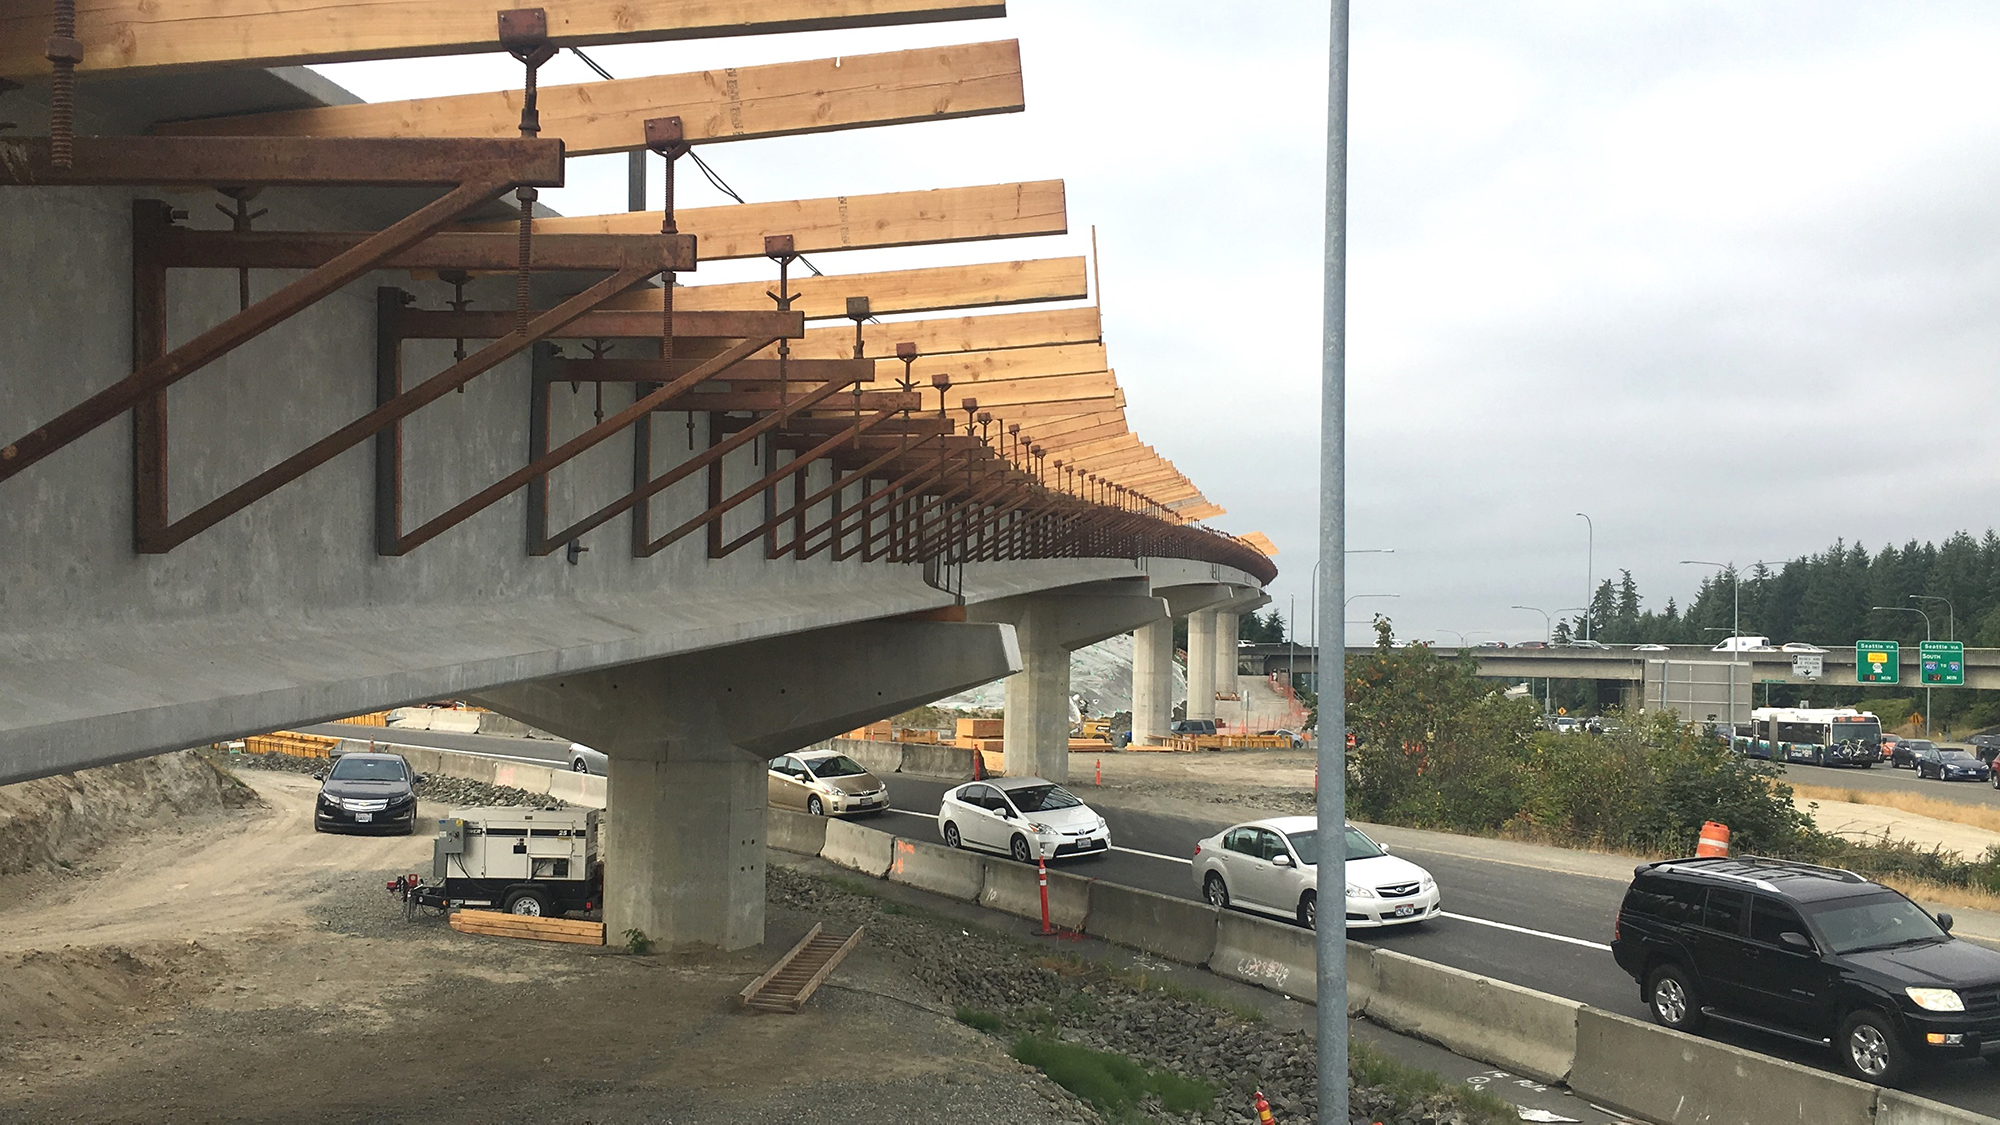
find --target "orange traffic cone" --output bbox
[1696,820,1730,857]
[1253,1090,1277,1124]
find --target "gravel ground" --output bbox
[768,866,1501,1125]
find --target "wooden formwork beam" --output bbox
[1028,420,1128,449]
[622,257,1088,319]
[2,1,1006,79]
[787,306,1102,360]
[157,41,1026,157]
[931,372,1116,410]
[480,181,1065,259]
[888,342,1106,385]
[975,390,1124,422]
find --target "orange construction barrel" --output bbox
[1696,821,1731,857]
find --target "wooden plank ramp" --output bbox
[739,924,864,1013]
[450,909,605,946]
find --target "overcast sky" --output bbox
[316,2,2000,647]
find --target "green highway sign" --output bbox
[1855,640,1899,684]
[1922,640,1966,687]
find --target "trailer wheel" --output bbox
[503,889,551,917]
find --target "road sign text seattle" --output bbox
[1856,641,1899,685]
[1921,641,1965,687]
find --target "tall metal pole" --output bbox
[1576,512,1594,640]
[1513,605,1552,715]
[1874,605,1933,736]
[1316,2,1351,1118]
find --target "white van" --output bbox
[1709,635,1774,652]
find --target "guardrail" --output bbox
[775,811,1999,1125]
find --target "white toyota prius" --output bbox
[1191,816,1440,930]
[937,776,1110,863]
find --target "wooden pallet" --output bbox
[739,923,863,1013]
[450,909,605,946]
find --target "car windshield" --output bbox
[1344,826,1385,861]
[1805,892,1948,953]
[1905,741,1936,752]
[1941,750,1977,763]
[1008,784,1082,811]
[327,757,406,782]
[806,755,868,779]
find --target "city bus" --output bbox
[1737,707,1882,768]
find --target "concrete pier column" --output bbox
[1187,610,1218,721]
[1130,619,1174,747]
[970,582,1167,783]
[1213,610,1240,729]
[472,619,1020,950]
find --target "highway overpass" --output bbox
[0,40,1270,951]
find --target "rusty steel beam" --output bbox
[558,357,872,383]
[0,135,564,187]
[763,435,926,559]
[548,372,857,554]
[156,228,696,272]
[6,167,544,485]
[674,407,903,558]
[397,307,801,341]
[150,264,661,552]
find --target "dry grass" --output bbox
[1787,781,2000,835]
[1869,876,2000,914]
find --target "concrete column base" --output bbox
[605,748,764,950]
[1131,619,1174,746]
[1187,610,1218,721]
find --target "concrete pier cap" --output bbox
[967,578,1169,783]
[470,618,1020,951]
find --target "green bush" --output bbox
[1010,1035,1213,1117]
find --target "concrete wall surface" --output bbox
[1570,1008,1877,1125]
[1083,882,1220,965]
[824,737,981,782]
[1362,948,1580,1085]
[821,818,895,878]
[768,809,830,857]
[887,838,986,901]
[981,858,1093,930]
[1877,1091,2000,1125]
[1209,912,1317,1001]
[354,740,606,809]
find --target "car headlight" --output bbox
[321,793,343,808]
[1346,884,1376,899]
[1907,988,1965,1012]
[1028,822,1054,835]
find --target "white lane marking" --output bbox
[1113,845,1192,865]
[1442,911,1611,952]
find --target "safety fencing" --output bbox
[774,815,2000,1125]
[330,712,389,727]
[241,730,340,758]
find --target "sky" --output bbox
[314,2,2000,647]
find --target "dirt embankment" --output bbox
[0,750,255,878]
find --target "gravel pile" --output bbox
[224,751,562,809]
[767,867,1498,1125]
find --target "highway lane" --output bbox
[1778,757,2000,809]
[312,724,2000,1110]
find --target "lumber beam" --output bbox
[1018,410,1125,439]
[975,391,1124,422]
[158,229,694,272]
[923,372,1116,410]
[888,342,1106,384]
[624,257,1089,319]
[394,308,802,341]
[157,41,1026,157]
[481,181,1065,259]
[1030,420,1128,450]
[2,1,1007,79]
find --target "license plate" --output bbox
[1393,904,1416,917]
[354,812,373,823]
[1081,839,1101,849]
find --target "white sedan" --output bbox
[1191,816,1440,930]
[937,777,1111,863]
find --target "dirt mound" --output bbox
[0,750,257,877]
[0,941,225,1036]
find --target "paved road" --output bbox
[1778,757,2000,809]
[318,724,2000,1114]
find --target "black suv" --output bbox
[1968,734,2000,766]
[1612,856,2000,1085]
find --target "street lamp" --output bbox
[1682,561,1744,727]
[1512,605,1555,715]
[1872,605,1934,737]
[1910,595,1955,642]
[1307,549,1395,649]
[1344,594,1399,644]
[1576,512,1594,641]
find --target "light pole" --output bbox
[1872,605,1933,737]
[1512,605,1554,715]
[1683,561,1742,728]
[1576,512,1594,640]
[1307,549,1394,650]
[1345,593,1399,644]
[1316,0,1352,1112]
[1910,595,1955,642]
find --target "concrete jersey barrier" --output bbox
[1084,882,1220,965]
[980,858,1092,929]
[887,838,986,901]
[1208,912,1317,1001]
[769,809,830,857]
[1877,1090,2000,1125]
[1363,948,1580,1085]
[821,818,895,878]
[1570,1007,1877,1125]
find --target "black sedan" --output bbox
[1916,746,1991,782]
[313,752,423,834]
[1891,738,1936,769]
